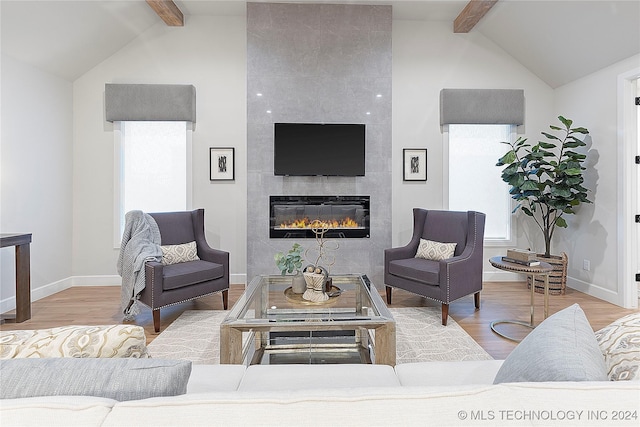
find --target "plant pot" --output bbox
[291,272,306,294]
[527,252,568,295]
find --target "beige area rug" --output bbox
[147,307,492,364]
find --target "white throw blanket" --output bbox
[117,210,162,320]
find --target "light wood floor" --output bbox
[1,282,637,359]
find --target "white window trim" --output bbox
[443,124,517,247]
[112,121,193,248]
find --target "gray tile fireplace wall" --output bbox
[246,3,392,287]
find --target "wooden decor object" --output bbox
[454,0,498,33]
[146,0,184,27]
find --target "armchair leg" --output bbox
[474,292,480,309]
[152,309,161,333]
[222,289,229,310]
[441,303,449,326]
[385,286,392,305]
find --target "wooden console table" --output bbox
[1,233,32,323]
[488,256,553,342]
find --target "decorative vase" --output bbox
[291,272,306,294]
[302,272,329,302]
[527,252,568,295]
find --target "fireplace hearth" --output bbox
[270,196,370,239]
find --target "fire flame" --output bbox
[278,217,359,229]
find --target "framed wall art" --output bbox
[403,148,427,181]
[210,147,235,181]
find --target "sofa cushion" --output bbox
[493,304,608,384]
[388,258,439,285]
[415,238,456,261]
[161,241,200,265]
[162,260,224,290]
[0,395,117,427]
[238,364,401,391]
[594,311,640,381]
[0,358,191,401]
[0,325,149,359]
[100,382,640,427]
[395,360,504,387]
[187,364,247,393]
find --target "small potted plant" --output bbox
[274,243,306,293]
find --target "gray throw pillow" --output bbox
[493,303,608,384]
[0,357,191,401]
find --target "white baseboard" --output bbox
[1,273,248,314]
[231,273,247,285]
[71,275,122,287]
[69,274,248,286]
[484,271,623,307]
[1,276,74,314]
[567,276,622,306]
[3,272,617,313]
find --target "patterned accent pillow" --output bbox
[161,241,200,265]
[594,312,640,381]
[415,238,457,261]
[0,325,150,359]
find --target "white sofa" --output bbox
[2,305,638,426]
[1,361,639,427]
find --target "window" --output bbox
[445,124,515,245]
[114,121,192,245]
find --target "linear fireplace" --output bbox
[270,196,370,239]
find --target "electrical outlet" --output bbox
[583,259,591,271]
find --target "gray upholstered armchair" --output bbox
[384,209,485,326]
[140,209,229,332]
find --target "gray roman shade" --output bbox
[440,89,524,125]
[105,84,196,122]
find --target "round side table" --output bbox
[488,256,554,342]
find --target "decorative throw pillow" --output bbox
[161,241,200,265]
[0,325,149,359]
[493,304,608,384]
[0,358,191,401]
[594,312,640,381]
[415,238,457,261]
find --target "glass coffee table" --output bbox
[220,274,396,366]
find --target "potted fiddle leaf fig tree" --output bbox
[275,243,306,294]
[496,116,591,294]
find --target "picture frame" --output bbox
[403,148,427,181]
[210,147,235,181]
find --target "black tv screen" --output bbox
[274,123,365,176]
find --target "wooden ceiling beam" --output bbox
[454,0,498,33]
[146,0,184,27]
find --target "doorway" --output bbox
[636,78,639,302]
[618,70,639,309]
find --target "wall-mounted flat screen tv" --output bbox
[274,123,365,176]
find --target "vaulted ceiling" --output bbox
[1,1,639,88]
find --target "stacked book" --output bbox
[502,248,540,266]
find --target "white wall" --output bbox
[72,16,247,283]
[392,20,555,279]
[3,13,632,309]
[1,54,73,312]
[553,54,640,306]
